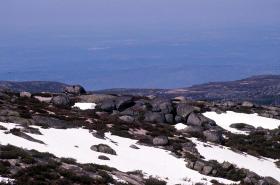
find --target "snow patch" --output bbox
[0,122,236,185]
[203,111,280,134]
[72,103,96,110]
[0,176,14,184]
[174,123,188,130]
[192,138,280,181]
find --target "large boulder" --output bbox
[144,112,165,123]
[203,130,224,143]
[153,136,169,146]
[119,115,135,123]
[91,144,117,155]
[193,161,206,171]
[263,177,279,185]
[165,114,174,124]
[64,85,86,95]
[78,94,116,104]
[51,95,71,107]
[100,100,116,112]
[159,101,173,114]
[176,104,195,120]
[151,99,173,113]
[183,126,204,136]
[187,113,205,126]
[115,96,135,111]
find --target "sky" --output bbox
[1,0,280,33]
[0,0,280,90]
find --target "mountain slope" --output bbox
[0,81,68,93]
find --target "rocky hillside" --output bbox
[0,81,68,93]
[96,75,280,105]
[0,85,280,185]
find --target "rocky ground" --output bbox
[0,84,280,185]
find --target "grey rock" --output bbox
[264,177,280,185]
[187,113,205,126]
[193,161,205,171]
[116,96,134,111]
[51,95,71,107]
[202,166,213,175]
[175,115,183,123]
[159,101,173,114]
[144,112,165,123]
[230,123,255,132]
[129,145,140,149]
[91,144,117,155]
[78,94,116,104]
[222,161,232,170]
[98,155,110,160]
[152,136,169,146]
[119,115,135,123]
[100,100,116,112]
[203,130,224,143]
[64,85,86,95]
[165,114,174,124]
[32,115,69,128]
[176,104,195,119]
[183,126,204,135]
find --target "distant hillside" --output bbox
[0,81,68,93]
[96,75,280,105]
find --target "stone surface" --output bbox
[152,136,169,146]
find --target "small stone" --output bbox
[98,155,110,160]
[129,144,140,149]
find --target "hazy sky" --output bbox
[1,0,280,34]
[1,0,280,89]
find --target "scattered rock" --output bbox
[91,144,117,155]
[152,136,169,146]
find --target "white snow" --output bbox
[72,102,96,110]
[0,176,14,184]
[192,138,280,181]
[0,122,236,185]
[203,111,280,134]
[174,123,188,130]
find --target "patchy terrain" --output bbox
[0,82,280,185]
[96,75,280,106]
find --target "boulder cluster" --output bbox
[92,95,224,144]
